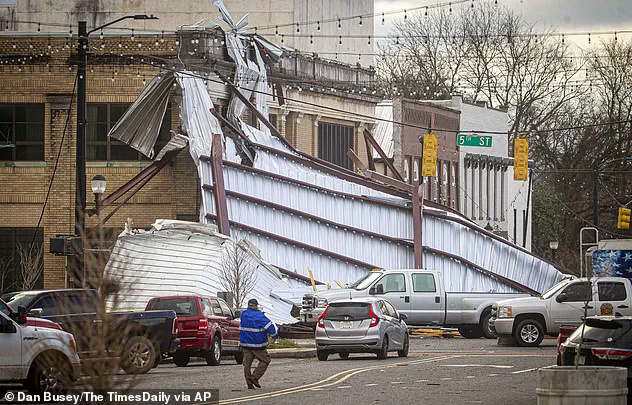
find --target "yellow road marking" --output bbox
[213,355,459,404]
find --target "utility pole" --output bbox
[593,170,600,227]
[73,21,87,286]
[72,16,157,287]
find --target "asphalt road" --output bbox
[134,337,558,405]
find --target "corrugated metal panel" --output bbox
[198,137,565,293]
[373,101,394,159]
[104,221,298,325]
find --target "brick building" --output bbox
[0,31,378,292]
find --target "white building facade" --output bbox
[432,96,532,250]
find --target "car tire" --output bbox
[234,351,244,365]
[121,335,157,374]
[338,353,350,359]
[377,336,389,360]
[514,318,545,347]
[173,352,190,367]
[397,334,409,358]
[481,312,496,339]
[458,326,483,339]
[27,353,72,395]
[205,336,222,366]
[317,350,329,361]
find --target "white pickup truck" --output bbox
[491,276,632,347]
[300,269,530,338]
[0,308,81,394]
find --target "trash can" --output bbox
[537,366,628,405]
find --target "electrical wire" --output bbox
[27,71,78,256]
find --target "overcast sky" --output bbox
[374,0,632,48]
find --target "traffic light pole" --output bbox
[593,169,600,227]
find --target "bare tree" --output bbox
[377,1,584,138]
[16,242,42,291]
[0,256,13,294]
[219,239,258,308]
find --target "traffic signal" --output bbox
[513,138,529,181]
[421,132,438,177]
[618,207,631,230]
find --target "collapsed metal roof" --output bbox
[104,1,566,303]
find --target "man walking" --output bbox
[239,298,278,389]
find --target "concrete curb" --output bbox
[268,348,316,359]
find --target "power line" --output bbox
[28,71,78,256]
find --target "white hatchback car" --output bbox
[314,297,409,361]
[0,309,80,394]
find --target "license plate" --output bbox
[340,321,353,329]
[576,355,585,365]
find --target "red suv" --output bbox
[146,295,242,366]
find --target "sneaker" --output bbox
[252,378,261,388]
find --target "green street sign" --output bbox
[457,134,493,147]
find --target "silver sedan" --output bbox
[314,297,409,360]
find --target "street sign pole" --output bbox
[412,178,424,269]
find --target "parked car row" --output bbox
[0,290,244,395]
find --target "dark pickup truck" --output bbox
[5,289,178,374]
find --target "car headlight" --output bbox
[317,298,328,308]
[497,306,512,318]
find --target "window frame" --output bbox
[317,121,354,170]
[562,282,593,302]
[376,273,407,294]
[411,273,437,293]
[0,104,45,162]
[598,282,627,302]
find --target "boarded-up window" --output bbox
[318,122,353,170]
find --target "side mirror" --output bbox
[399,313,408,321]
[28,308,43,318]
[369,284,384,295]
[556,293,568,303]
[16,306,27,325]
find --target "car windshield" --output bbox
[541,279,570,299]
[6,292,38,312]
[147,298,199,316]
[325,302,371,320]
[350,272,383,290]
[568,319,631,344]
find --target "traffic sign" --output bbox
[457,134,492,147]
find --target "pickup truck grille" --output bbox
[302,294,315,311]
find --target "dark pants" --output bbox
[243,348,271,385]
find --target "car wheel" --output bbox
[317,350,329,361]
[397,334,409,358]
[458,326,483,339]
[121,336,157,374]
[514,319,545,347]
[338,353,350,359]
[377,335,389,360]
[27,354,71,395]
[173,352,190,367]
[481,312,496,339]
[205,336,222,366]
[234,351,244,365]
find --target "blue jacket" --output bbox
[239,308,278,348]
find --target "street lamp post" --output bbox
[90,175,106,288]
[73,15,157,286]
[549,240,559,261]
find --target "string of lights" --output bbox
[246,0,474,32]
[0,37,628,136]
